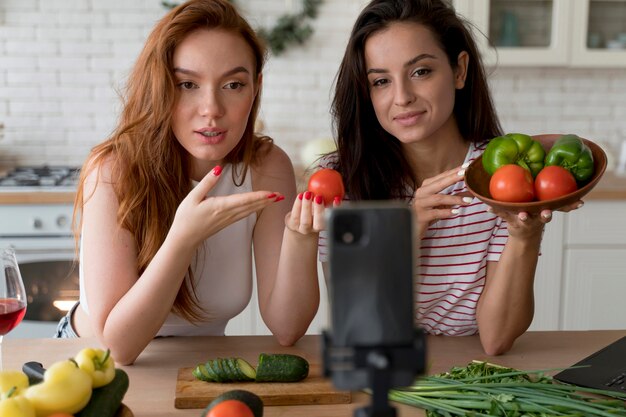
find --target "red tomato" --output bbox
[307,168,345,206]
[489,164,535,202]
[207,400,255,417]
[534,165,578,201]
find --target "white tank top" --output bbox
[79,163,256,336]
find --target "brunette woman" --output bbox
[321,0,581,355]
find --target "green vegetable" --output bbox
[482,133,546,177]
[255,353,309,383]
[193,354,308,383]
[545,134,594,182]
[75,368,129,417]
[202,389,264,417]
[388,361,626,416]
[192,358,256,383]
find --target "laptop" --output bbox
[554,335,626,395]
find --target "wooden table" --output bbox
[4,330,626,416]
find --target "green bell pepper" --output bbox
[544,134,594,182]
[482,133,546,177]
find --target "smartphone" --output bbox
[326,202,419,389]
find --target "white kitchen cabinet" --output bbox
[570,0,626,67]
[461,0,626,68]
[531,200,626,331]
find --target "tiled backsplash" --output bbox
[1,0,625,168]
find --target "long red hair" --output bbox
[73,0,269,321]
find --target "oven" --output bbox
[0,166,80,339]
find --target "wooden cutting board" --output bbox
[175,363,351,409]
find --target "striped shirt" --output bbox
[318,141,509,336]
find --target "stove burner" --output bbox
[0,166,80,188]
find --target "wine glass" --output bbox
[0,247,27,371]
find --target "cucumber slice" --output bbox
[236,358,257,381]
[223,358,243,381]
[207,359,224,382]
[255,353,309,382]
[193,364,213,382]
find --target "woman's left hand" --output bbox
[488,199,584,239]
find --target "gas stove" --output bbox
[0,166,80,192]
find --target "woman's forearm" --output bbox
[261,228,320,346]
[476,232,542,355]
[97,234,195,364]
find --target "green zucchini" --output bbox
[76,368,130,417]
[202,389,263,417]
[255,353,309,382]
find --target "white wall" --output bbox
[1,0,626,168]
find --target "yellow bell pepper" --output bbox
[23,359,92,417]
[0,386,36,417]
[74,347,116,388]
[0,371,29,393]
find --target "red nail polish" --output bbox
[298,193,304,201]
[275,195,285,202]
[333,196,341,205]
[267,193,277,199]
[212,165,222,176]
[304,191,312,200]
[315,195,323,204]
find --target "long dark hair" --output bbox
[74,0,268,322]
[331,0,502,200]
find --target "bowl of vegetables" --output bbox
[465,133,607,214]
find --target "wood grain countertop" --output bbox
[2,170,626,205]
[4,330,626,417]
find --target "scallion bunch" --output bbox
[389,361,626,417]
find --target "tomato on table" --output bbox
[489,164,535,202]
[534,165,578,201]
[307,168,345,206]
[206,399,255,417]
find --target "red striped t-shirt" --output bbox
[318,141,508,336]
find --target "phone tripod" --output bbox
[322,329,426,417]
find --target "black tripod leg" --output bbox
[354,369,397,417]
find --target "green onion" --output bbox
[386,361,626,417]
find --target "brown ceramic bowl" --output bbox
[465,134,607,214]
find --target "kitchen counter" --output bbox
[4,330,626,417]
[3,169,626,205]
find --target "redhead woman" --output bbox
[55,0,323,365]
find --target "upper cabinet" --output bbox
[451,0,626,68]
[571,0,626,67]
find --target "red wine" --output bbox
[0,298,27,335]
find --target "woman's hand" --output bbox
[412,164,473,238]
[170,166,283,248]
[285,192,341,235]
[488,200,584,239]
